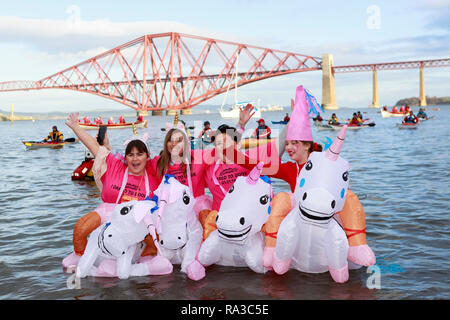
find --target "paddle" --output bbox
[161,126,195,131]
[64,138,77,142]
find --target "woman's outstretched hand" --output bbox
[66,112,80,130]
[239,103,256,127]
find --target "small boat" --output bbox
[381,110,409,118]
[219,102,262,119]
[22,138,79,149]
[78,120,147,130]
[239,138,274,149]
[418,116,435,122]
[314,122,334,131]
[271,120,288,125]
[396,122,420,129]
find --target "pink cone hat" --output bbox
[325,125,347,161]
[246,162,264,185]
[286,85,313,141]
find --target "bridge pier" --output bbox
[151,110,164,116]
[370,67,380,108]
[166,109,178,116]
[419,64,427,107]
[136,109,148,117]
[180,108,192,115]
[321,54,338,110]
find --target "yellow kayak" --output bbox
[239,138,275,149]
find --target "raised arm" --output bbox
[66,112,101,157]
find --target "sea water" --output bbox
[0,106,448,299]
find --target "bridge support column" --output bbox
[137,109,148,117]
[370,68,380,108]
[321,54,338,110]
[166,109,178,116]
[151,110,164,116]
[419,64,427,107]
[180,108,192,115]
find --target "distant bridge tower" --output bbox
[321,54,338,110]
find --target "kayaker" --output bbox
[83,116,91,124]
[107,117,114,125]
[283,113,290,122]
[403,111,418,124]
[119,115,126,124]
[62,112,164,271]
[137,114,144,122]
[349,113,363,126]
[328,113,340,125]
[313,114,323,122]
[417,108,428,119]
[392,106,399,112]
[197,121,213,142]
[251,118,272,139]
[43,126,64,142]
[357,111,363,120]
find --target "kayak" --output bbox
[381,110,409,118]
[190,138,214,150]
[22,138,79,149]
[328,123,373,130]
[239,138,275,149]
[78,120,147,130]
[396,122,420,129]
[72,159,94,181]
[271,121,288,125]
[315,122,334,131]
[418,116,434,122]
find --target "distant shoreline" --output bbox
[396,96,450,106]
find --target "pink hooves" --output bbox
[262,247,275,268]
[329,263,349,283]
[186,260,206,281]
[143,255,173,275]
[62,252,81,271]
[272,253,291,275]
[348,245,376,266]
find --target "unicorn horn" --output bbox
[246,162,264,185]
[325,125,347,161]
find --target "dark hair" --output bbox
[125,139,150,157]
[204,121,210,126]
[52,126,57,130]
[211,124,240,144]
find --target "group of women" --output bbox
[62,85,375,277]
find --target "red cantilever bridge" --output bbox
[0,32,449,113]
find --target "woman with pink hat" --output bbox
[227,85,376,269]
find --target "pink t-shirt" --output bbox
[146,150,210,198]
[100,153,159,203]
[205,161,250,211]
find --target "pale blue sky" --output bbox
[0,0,449,112]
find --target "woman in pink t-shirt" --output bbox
[62,113,162,270]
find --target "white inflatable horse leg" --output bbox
[76,228,102,278]
[273,210,299,275]
[244,233,266,274]
[197,230,221,267]
[182,216,205,281]
[116,244,136,280]
[325,221,349,283]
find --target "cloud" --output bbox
[0,15,224,53]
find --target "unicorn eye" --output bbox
[305,160,313,170]
[342,171,349,182]
[120,206,132,215]
[228,185,234,193]
[182,191,190,205]
[260,195,269,205]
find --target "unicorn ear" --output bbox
[165,122,172,131]
[133,201,154,223]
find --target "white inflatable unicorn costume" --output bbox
[272,126,352,283]
[76,199,173,280]
[152,174,205,281]
[198,162,272,274]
